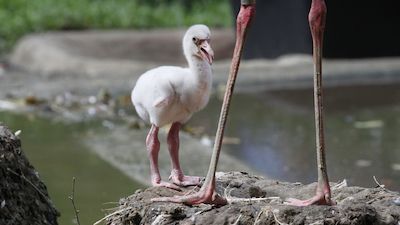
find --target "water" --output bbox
[1,83,399,225]
[191,84,400,190]
[0,113,142,225]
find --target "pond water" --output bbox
[0,113,142,225]
[191,84,400,190]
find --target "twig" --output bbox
[194,206,214,216]
[102,206,120,213]
[332,179,348,190]
[233,214,242,225]
[69,177,81,225]
[255,207,288,225]
[253,210,263,225]
[271,210,288,225]
[102,201,119,205]
[101,202,120,213]
[372,176,385,188]
[366,196,385,204]
[227,196,281,203]
[224,187,281,203]
[7,168,52,206]
[93,207,132,225]
[151,214,171,225]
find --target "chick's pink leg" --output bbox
[146,125,180,190]
[152,178,227,206]
[152,1,255,206]
[167,122,201,186]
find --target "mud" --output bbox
[106,172,400,225]
[0,125,59,225]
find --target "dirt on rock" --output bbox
[0,125,59,225]
[106,172,400,225]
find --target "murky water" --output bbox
[1,82,399,225]
[0,113,142,225]
[191,84,400,190]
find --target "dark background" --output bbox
[231,0,400,59]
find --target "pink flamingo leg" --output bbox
[286,0,335,206]
[151,0,255,205]
[146,125,180,190]
[168,122,201,186]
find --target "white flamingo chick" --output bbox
[131,24,214,190]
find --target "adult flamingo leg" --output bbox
[168,122,202,186]
[151,0,256,205]
[286,0,334,206]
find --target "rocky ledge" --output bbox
[0,125,59,225]
[103,172,400,225]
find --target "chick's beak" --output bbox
[199,41,214,65]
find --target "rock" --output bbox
[104,172,400,225]
[0,124,59,225]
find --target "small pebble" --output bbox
[393,197,400,206]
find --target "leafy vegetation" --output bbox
[0,0,232,53]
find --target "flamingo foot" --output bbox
[285,192,335,206]
[152,180,181,191]
[152,188,227,206]
[169,173,202,187]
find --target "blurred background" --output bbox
[1,0,400,224]
[0,0,231,54]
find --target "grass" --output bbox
[0,0,232,54]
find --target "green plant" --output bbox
[0,0,232,54]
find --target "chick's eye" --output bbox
[192,37,198,44]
